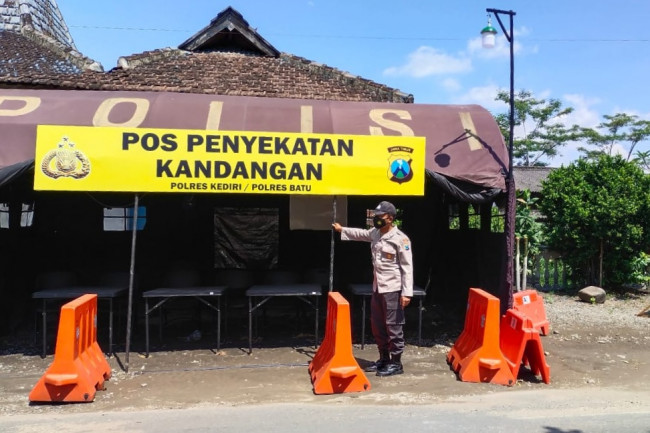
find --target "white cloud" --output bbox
[561,94,601,128]
[383,46,471,78]
[453,84,505,110]
[441,78,462,92]
[611,144,628,158]
[546,94,601,166]
[550,144,581,167]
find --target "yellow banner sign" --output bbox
[34,125,425,195]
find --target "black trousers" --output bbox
[370,291,405,356]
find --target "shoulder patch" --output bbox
[402,238,410,250]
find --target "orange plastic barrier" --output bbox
[447,288,515,386]
[512,289,550,335]
[309,292,371,394]
[500,308,551,384]
[29,294,112,403]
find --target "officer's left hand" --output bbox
[400,296,411,308]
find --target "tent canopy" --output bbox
[0,89,508,192]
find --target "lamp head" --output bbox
[481,15,497,48]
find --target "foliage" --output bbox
[514,189,545,290]
[490,204,505,233]
[393,208,403,228]
[539,154,650,289]
[447,203,504,233]
[579,113,650,162]
[630,252,650,287]
[495,90,581,166]
[633,150,650,172]
[515,189,544,256]
[533,255,570,290]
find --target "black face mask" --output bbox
[373,215,387,229]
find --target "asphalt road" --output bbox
[3,389,650,433]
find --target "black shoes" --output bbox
[366,352,404,376]
[375,353,403,376]
[364,358,389,373]
[365,350,390,373]
[376,361,404,377]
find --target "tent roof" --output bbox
[0,88,508,191]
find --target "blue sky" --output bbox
[56,0,650,167]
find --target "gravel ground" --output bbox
[0,287,648,417]
[541,289,650,330]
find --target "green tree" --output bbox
[633,150,650,172]
[495,90,581,166]
[514,189,544,290]
[539,155,650,289]
[579,113,650,162]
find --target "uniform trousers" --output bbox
[370,290,405,356]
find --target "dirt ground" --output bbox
[1,290,649,416]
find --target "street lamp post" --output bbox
[481,8,516,179]
[481,8,517,304]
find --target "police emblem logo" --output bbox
[41,136,91,179]
[387,146,414,184]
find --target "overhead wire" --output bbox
[67,26,650,43]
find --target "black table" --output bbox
[142,286,227,357]
[245,284,322,354]
[32,286,127,358]
[348,284,426,349]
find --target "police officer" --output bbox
[332,201,413,376]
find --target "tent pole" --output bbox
[329,196,337,292]
[124,193,139,372]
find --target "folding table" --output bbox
[143,286,227,357]
[32,286,126,358]
[246,283,322,353]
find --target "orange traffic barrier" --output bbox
[512,289,550,335]
[29,294,112,403]
[447,288,515,386]
[500,309,551,384]
[309,292,371,394]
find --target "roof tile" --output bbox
[1,4,412,104]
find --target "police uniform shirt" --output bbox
[341,226,413,297]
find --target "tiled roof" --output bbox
[0,0,76,49]
[179,6,279,57]
[0,0,103,79]
[107,49,412,102]
[513,166,555,192]
[1,5,412,103]
[2,47,412,102]
[0,30,102,78]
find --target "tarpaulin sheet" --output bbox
[0,88,508,191]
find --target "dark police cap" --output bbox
[374,201,396,217]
